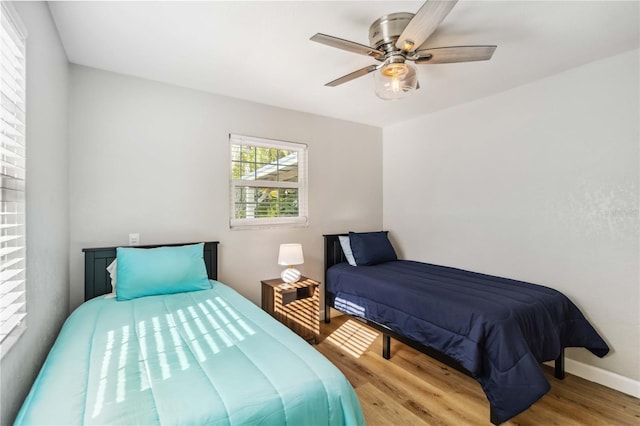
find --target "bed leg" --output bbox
[382,334,391,360]
[324,304,331,323]
[490,406,500,425]
[555,348,565,379]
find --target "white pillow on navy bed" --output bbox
[338,236,357,266]
[106,259,117,298]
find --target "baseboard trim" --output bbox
[559,358,640,398]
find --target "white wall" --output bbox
[68,65,382,311]
[383,50,639,389]
[0,2,70,425]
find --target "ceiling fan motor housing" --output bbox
[368,12,414,54]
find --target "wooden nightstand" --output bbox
[261,276,320,344]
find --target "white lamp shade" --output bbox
[278,243,304,266]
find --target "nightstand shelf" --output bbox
[261,276,320,344]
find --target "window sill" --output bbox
[230,217,309,230]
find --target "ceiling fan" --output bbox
[310,0,496,100]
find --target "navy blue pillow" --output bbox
[349,231,397,266]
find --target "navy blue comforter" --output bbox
[326,261,609,423]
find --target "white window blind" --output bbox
[0,2,26,355]
[230,134,308,229]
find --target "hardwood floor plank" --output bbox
[316,316,640,425]
[356,382,426,425]
[362,351,488,425]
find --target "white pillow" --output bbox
[106,259,117,293]
[338,235,357,266]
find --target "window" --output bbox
[230,134,308,228]
[0,2,26,355]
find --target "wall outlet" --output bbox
[129,233,140,246]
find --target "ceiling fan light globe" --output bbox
[381,63,408,78]
[374,62,418,100]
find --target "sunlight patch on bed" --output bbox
[198,301,234,347]
[137,320,151,391]
[208,298,245,341]
[165,313,190,369]
[116,325,129,402]
[187,309,221,355]
[89,298,261,414]
[326,319,378,358]
[216,296,256,336]
[177,309,207,362]
[92,330,114,418]
[152,316,171,379]
[186,305,221,357]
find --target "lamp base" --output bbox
[281,267,301,283]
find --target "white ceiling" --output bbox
[48,1,639,127]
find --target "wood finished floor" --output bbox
[315,315,640,425]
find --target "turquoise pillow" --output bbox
[116,243,211,301]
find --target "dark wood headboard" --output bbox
[82,241,219,301]
[323,234,347,283]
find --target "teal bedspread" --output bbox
[15,282,364,425]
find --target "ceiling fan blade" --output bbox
[311,33,385,59]
[325,65,378,87]
[395,0,458,52]
[414,45,497,64]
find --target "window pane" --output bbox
[277,151,297,183]
[230,144,242,162]
[232,160,257,180]
[278,164,298,182]
[255,162,277,181]
[241,145,255,160]
[277,149,292,159]
[278,188,298,216]
[231,160,242,180]
[233,186,299,219]
[231,143,300,183]
[255,147,277,164]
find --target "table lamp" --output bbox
[278,243,304,283]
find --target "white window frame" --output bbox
[229,134,308,229]
[0,1,27,358]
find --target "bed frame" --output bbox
[323,233,564,425]
[82,241,219,301]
